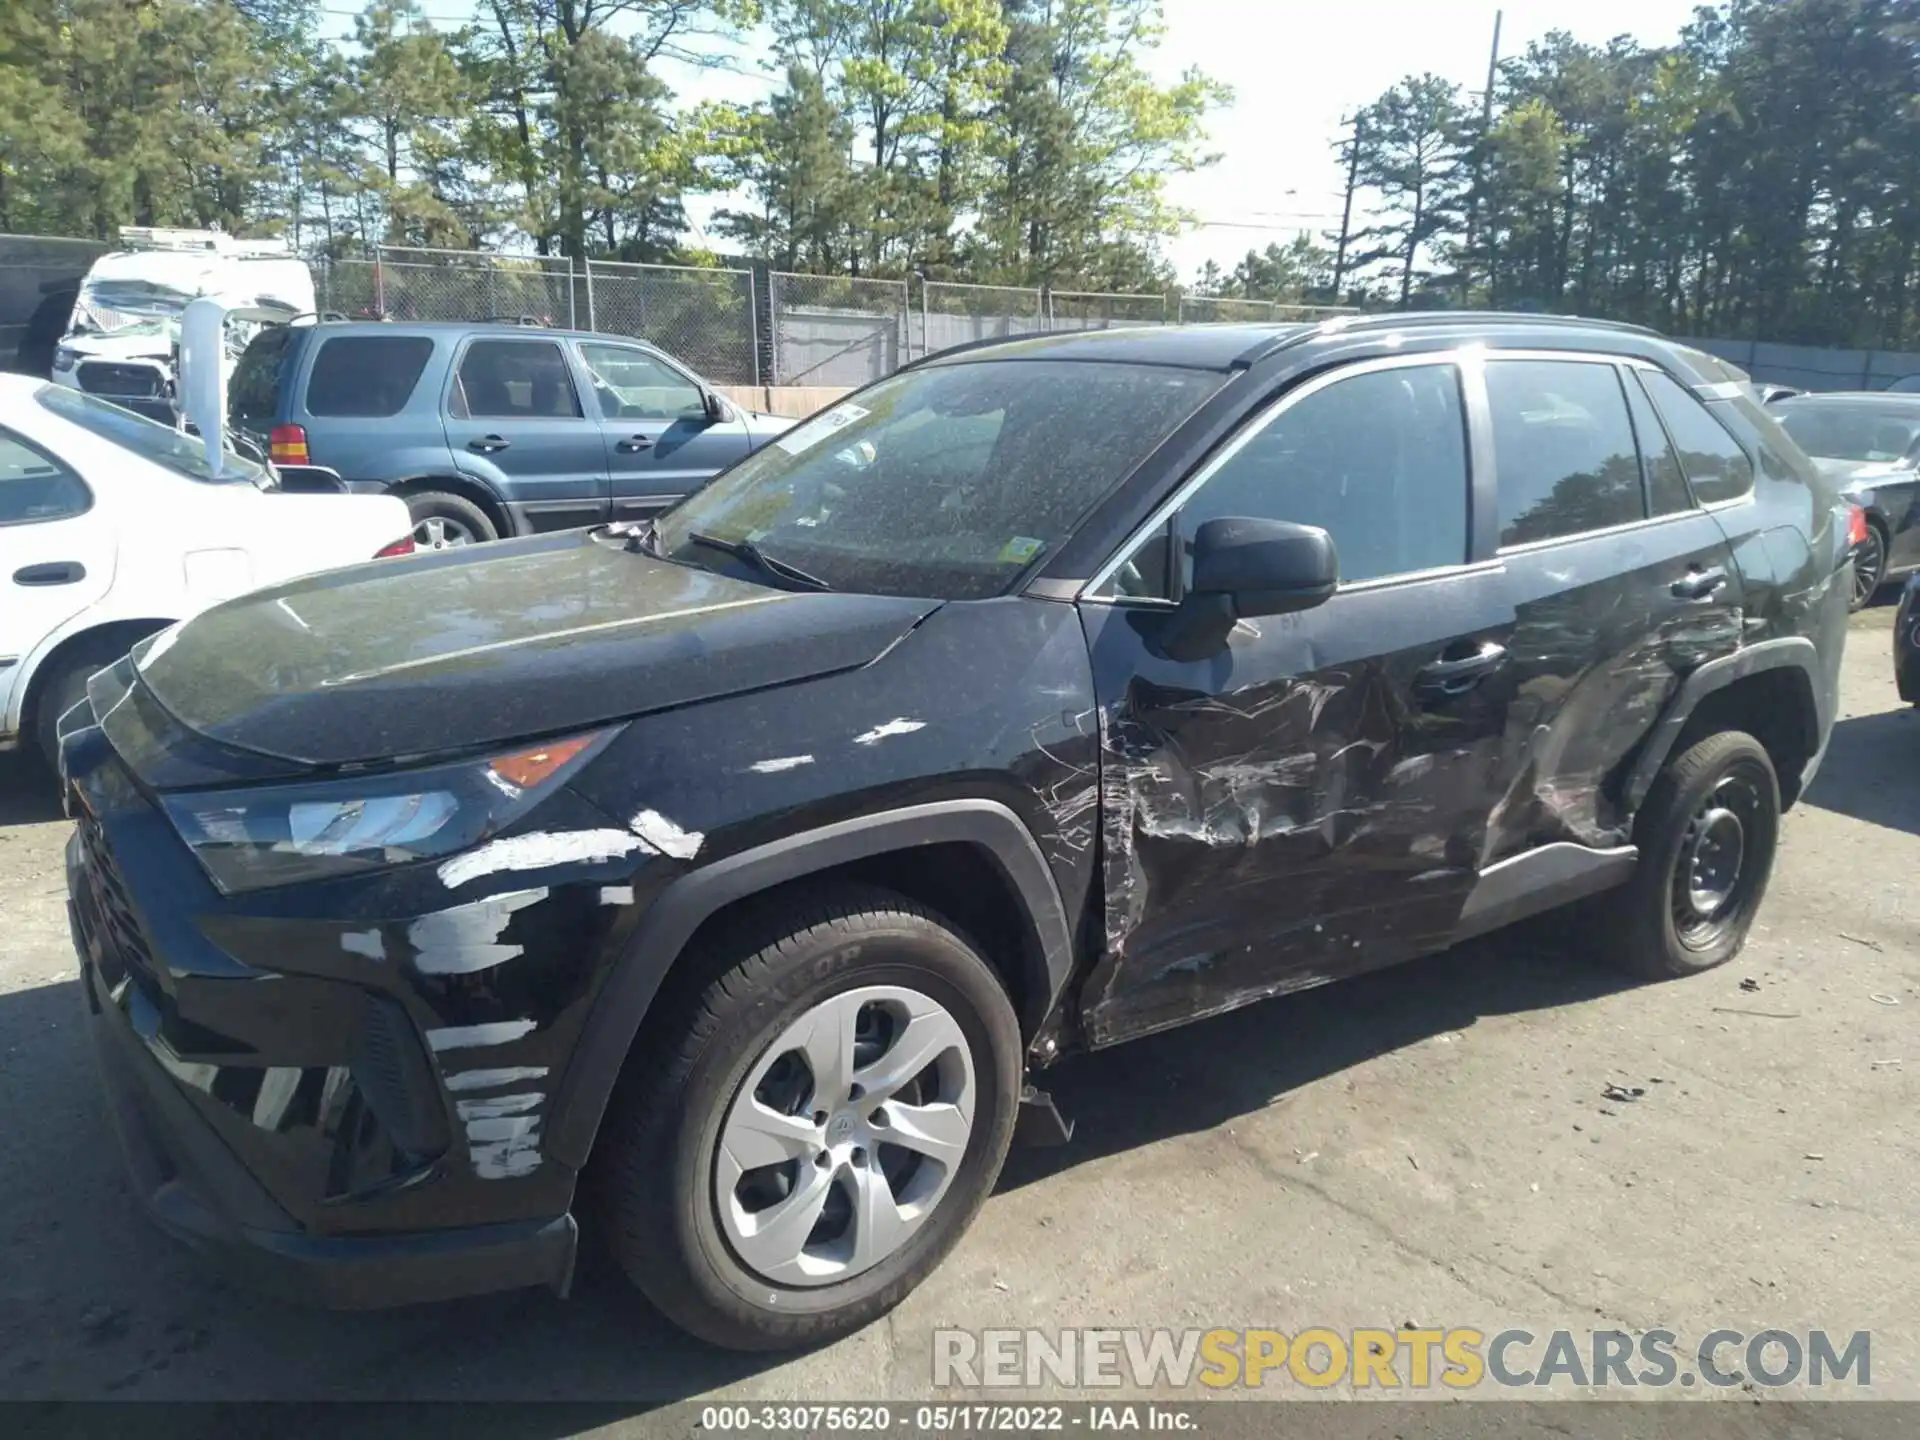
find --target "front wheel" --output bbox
[597,886,1022,1351]
[1597,731,1780,980]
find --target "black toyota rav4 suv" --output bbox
[62,314,1852,1351]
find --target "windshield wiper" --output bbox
[686,530,832,592]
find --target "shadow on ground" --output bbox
[1802,708,1920,836]
[0,918,1631,1417]
[0,753,62,828]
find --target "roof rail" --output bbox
[1230,308,1666,367]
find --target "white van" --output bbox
[47,227,314,422]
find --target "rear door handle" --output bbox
[467,434,511,453]
[13,562,85,586]
[1413,641,1509,701]
[615,435,654,452]
[1671,565,1728,600]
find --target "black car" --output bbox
[1770,391,1920,608]
[61,314,1853,1352]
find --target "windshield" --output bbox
[36,383,267,486]
[652,359,1221,600]
[1775,400,1920,464]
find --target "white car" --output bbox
[0,374,413,766]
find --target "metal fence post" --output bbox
[748,268,761,386]
[584,259,596,332]
[769,273,782,385]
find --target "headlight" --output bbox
[161,728,617,893]
[53,346,81,371]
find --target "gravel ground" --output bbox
[0,605,1914,1420]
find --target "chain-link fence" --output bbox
[1048,289,1169,330]
[770,272,910,387]
[0,234,109,374]
[920,280,1045,357]
[319,248,585,327]
[1175,295,1358,325]
[586,260,757,384]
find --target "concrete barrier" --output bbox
[718,385,853,419]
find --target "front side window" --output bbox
[452,340,582,419]
[1488,359,1645,546]
[0,426,90,525]
[1643,370,1757,503]
[35,383,264,486]
[652,359,1221,601]
[578,343,705,421]
[1130,363,1468,595]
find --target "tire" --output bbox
[33,641,133,772]
[1849,522,1888,611]
[404,489,498,549]
[1597,731,1780,980]
[596,885,1022,1351]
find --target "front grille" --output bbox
[74,811,159,994]
[76,362,162,399]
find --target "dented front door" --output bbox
[1073,356,1517,1047]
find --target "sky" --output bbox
[328,0,1705,282]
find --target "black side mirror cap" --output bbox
[704,391,732,423]
[1190,515,1338,617]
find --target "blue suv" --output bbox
[227,320,792,546]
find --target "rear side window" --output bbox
[452,339,582,419]
[1622,370,1696,517]
[1488,360,1644,546]
[305,335,435,418]
[1641,370,1755,505]
[229,326,293,427]
[0,426,90,525]
[1166,362,1469,590]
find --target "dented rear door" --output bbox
[1074,354,1518,1046]
[1478,355,1743,866]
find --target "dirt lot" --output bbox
[1,606,1915,1416]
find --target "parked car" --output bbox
[1769,391,1920,607]
[48,227,313,422]
[1896,574,1920,704]
[61,313,1851,1351]
[0,374,413,767]
[226,318,792,548]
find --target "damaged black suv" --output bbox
[62,314,1851,1351]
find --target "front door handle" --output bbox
[467,434,511,453]
[1671,565,1728,600]
[615,434,654,452]
[13,562,85,586]
[1413,640,1509,701]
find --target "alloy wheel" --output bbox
[713,985,976,1288]
[414,515,475,550]
[1851,527,1886,608]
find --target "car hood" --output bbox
[64,330,175,365]
[131,528,940,768]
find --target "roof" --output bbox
[308,317,656,344]
[1774,390,1920,407]
[913,310,1668,372]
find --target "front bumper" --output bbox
[74,912,577,1309]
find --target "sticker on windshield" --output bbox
[774,402,870,455]
[998,536,1046,564]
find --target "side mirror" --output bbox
[1153,517,1338,663]
[703,390,734,423]
[1191,516,1338,615]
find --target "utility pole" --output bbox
[1461,8,1503,304]
[1331,110,1365,302]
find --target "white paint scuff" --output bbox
[444,1065,549,1092]
[748,754,815,774]
[628,809,703,861]
[854,717,926,745]
[466,1115,542,1179]
[437,830,647,889]
[425,1019,537,1052]
[457,1093,544,1121]
[407,888,547,975]
[339,929,386,961]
